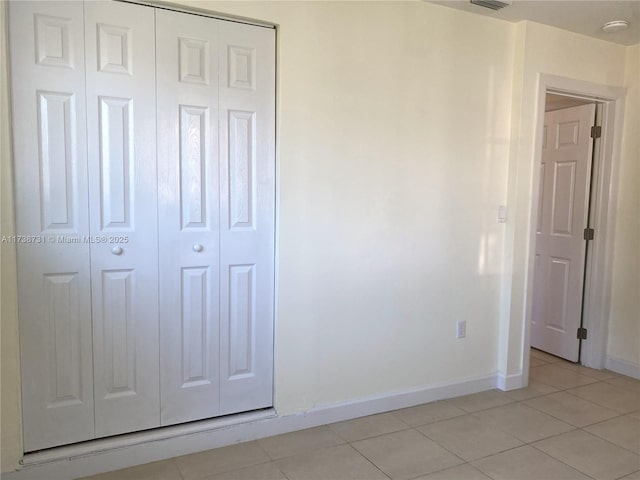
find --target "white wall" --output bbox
[607,43,640,372]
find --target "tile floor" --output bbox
[80,349,640,480]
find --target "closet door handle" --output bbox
[111,246,124,255]
[192,244,203,253]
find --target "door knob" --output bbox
[192,244,203,253]
[111,246,123,255]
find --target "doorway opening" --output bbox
[522,74,626,384]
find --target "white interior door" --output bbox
[531,103,596,362]
[218,21,276,415]
[156,9,221,426]
[9,0,95,451]
[84,1,160,437]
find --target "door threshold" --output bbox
[21,408,277,466]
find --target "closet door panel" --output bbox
[84,1,160,437]
[156,10,221,425]
[219,22,276,415]
[9,1,95,451]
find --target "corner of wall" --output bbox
[498,20,527,379]
[1,1,24,473]
[605,42,640,370]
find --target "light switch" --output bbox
[498,205,507,223]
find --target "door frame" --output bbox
[522,74,626,380]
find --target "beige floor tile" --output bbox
[524,391,618,427]
[530,349,564,363]
[258,426,344,460]
[567,382,640,414]
[418,415,522,462]
[329,412,409,442]
[472,445,590,480]
[585,415,640,454]
[414,463,492,480]
[275,444,388,480]
[174,442,271,480]
[392,401,466,427]
[504,381,558,401]
[529,364,599,389]
[529,357,549,367]
[473,403,574,443]
[607,377,640,395]
[447,389,514,413]
[554,362,620,381]
[78,459,183,480]
[352,428,462,479]
[533,430,640,480]
[203,462,287,480]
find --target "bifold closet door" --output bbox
[218,21,276,415]
[156,10,221,425]
[9,1,95,452]
[157,10,276,420]
[84,1,160,437]
[12,0,275,449]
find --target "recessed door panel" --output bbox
[101,269,136,398]
[99,96,133,229]
[35,13,73,68]
[37,91,77,231]
[546,257,570,332]
[44,273,82,407]
[229,110,256,229]
[228,264,256,379]
[551,161,577,236]
[10,0,94,451]
[181,267,213,387]
[180,105,208,229]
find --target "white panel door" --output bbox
[218,21,276,415]
[531,104,596,362]
[156,9,221,425]
[84,1,160,437]
[9,0,95,451]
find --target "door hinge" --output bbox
[577,327,588,340]
[583,228,595,240]
[591,125,602,138]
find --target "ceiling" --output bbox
[429,1,640,46]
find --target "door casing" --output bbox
[521,73,627,385]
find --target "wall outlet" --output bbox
[456,320,467,339]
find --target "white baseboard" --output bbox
[496,372,524,391]
[605,355,640,380]
[2,372,499,480]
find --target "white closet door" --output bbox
[218,22,276,415]
[84,1,160,437]
[156,10,221,425]
[9,1,95,451]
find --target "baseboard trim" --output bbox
[605,355,640,380]
[496,372,524,391]
[3,372,499,480]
